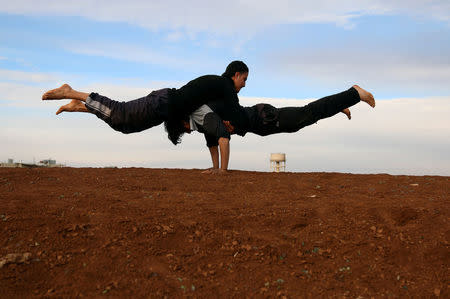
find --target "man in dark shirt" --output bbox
[164,61,248,144]
[41,61,249,137]
[187,85,375,173]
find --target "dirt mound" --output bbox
[0,168,448,297]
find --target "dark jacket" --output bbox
[168,75,237,121]
[167,75,248,136]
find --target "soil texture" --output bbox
[0,168,448,298]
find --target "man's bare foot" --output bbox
[353,85,375,108]
[201,168,227,174]
[56,100,88,115]
[42,84,73,100]
[341,108,351,120]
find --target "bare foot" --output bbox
[201,168,227,174]
[56,100,88,115]
[341,108,351,120]
[42,84,73,100]
[353,85,375,108]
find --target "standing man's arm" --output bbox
[208,146,219,169]
[201,112,232,173]
[218,137,229,171]
[202,135,230,173]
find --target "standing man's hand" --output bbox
[223,121,234,133]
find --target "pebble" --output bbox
[0,252,32,268]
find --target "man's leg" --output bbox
[255,85,375,135]
[42,84,168,134]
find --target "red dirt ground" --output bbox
[0,168,448,298]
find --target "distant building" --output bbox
[39,159,57,166]
[0,158,65,168]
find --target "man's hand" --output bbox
[183,121,192,133]
[222,121,234,133]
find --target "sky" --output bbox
[1,0,449,175]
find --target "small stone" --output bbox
[162,225,172,232]
[0,252,32,268]
[242,244,252,251]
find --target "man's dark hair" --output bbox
[164,119,186,145]
[222,60,249,78]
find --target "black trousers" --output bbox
[85,88,170,134]
[249,87,360,136]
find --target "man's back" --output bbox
[168,75,239,120]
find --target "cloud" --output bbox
[63,42,195,69]
[166,31,184,43]
[0,69,59,83]
[264,39,450,95]
[0,82,46,107]
[0,1,449,36]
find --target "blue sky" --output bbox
[1,1,449,174]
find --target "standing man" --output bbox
[183,85,375,173]
[165,61,374,173]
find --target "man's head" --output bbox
[222,60,249,93]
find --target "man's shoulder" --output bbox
[195,74,222,79]
[190,74,227,84]
[183,75,234,93]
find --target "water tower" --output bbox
[270,153,286,172]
